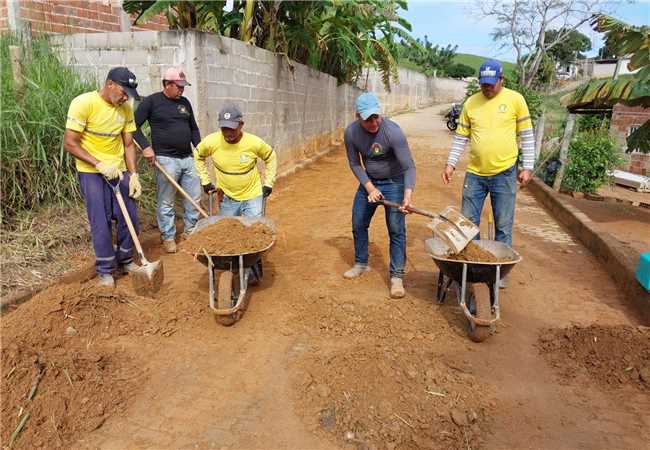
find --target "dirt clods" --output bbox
[446,242,509,263]
[537,325,650,391]
[182,218,274,256]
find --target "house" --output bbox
[611,103,650,176]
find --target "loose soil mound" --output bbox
[538,325,650,391]
[0,277,204,449]
[289,290,494,449]
[447,242,509,263]
[182,218,274,255]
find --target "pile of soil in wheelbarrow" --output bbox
[0,281,188,449]
[446,241,511,263]
[182,218,274,255]
[537,325,650,391]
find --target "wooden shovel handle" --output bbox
[380,199,438,219]
[111,182,147,263]
[154,160,209,219]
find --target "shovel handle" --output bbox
[154,160,209,219]
[108,181,148,264]
[380,199,438,219]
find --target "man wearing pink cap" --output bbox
[134,67,202,253]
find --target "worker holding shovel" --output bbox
[343,92,416,299]
[194,103,277,218]
[63,67,143,288]
[134,67,202,254]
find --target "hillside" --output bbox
[453,53,517,76]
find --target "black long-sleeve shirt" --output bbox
[134,92,201,158]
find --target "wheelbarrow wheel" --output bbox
[215,271,237,326]
[468,283,492,343]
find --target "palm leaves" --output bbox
[122,0,412,91]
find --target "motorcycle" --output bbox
[445,103,461,131]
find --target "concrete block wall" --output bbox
[51,30,465,173]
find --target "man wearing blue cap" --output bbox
[343,92,416,299]
[441,59,535,287]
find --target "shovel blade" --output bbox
[130,260,164,297]
[427,206,479,254]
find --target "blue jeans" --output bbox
[219,194,264,218]
[352,176,406,279]
[155,155,202,240]
[461,164,517,246]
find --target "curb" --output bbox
[527,177,650,324]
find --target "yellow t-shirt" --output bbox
[457,87,533,176]
[195,131,277,201]
[65,91,136,173]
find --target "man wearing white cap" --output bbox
[134,67,202,253]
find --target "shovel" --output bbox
[106,179,164,296]
[380,200,479,254]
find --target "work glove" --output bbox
[128,173,142,199]
[262,186,272,198]
[203,183,217,194]
[96,161,123,180]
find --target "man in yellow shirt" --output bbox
[194,103,277,218]
[441,60,535,287]
[63,67,143,288]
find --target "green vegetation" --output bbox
[562,130,622,193]
[446,63,475,79]
[124,0,412,91]
[0,35,97,222]
[453,53,516,77]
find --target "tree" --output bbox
[478,0,606,87]
[546,29,592,65]
[447,63,475,78]
[397,36,457,76]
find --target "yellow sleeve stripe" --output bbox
[262,149,275,162]
[516,116,530,123]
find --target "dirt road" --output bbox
[3,105,648,450]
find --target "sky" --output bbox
[400,0,650,62]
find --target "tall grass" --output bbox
[1,34,98,223]
[1,35,156,224]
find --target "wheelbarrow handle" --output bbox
[380,199,437,219]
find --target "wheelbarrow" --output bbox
[192,214,276,326]
[425,237,521,342]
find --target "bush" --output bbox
[577,113,610,131]
[447,63,475,78]
[562,130,623,193]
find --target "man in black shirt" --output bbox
[134,67,202,253]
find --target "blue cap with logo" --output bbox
[356,92,381,120]
[478,59,503,85]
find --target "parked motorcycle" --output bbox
[445,103,461,131]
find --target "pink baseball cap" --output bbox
[163,67,190,87]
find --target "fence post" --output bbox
[9,45,25,100]
[552,113,577,191]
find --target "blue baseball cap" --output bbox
[478,59,503,85]
[356,92,381,120]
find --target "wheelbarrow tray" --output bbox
[425,238,521,284]
[192,215,276,270]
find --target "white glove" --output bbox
[128,173,142,199]
[95,161,123,180]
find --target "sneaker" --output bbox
[390,277,405,298]
[343,264,370,279]
[162,239,177,253]
[121,261,140,273]
[97,274,115,288]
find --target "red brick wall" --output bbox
[611,103,650,175]
[0,0,7,32]
[0,0,168,34]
